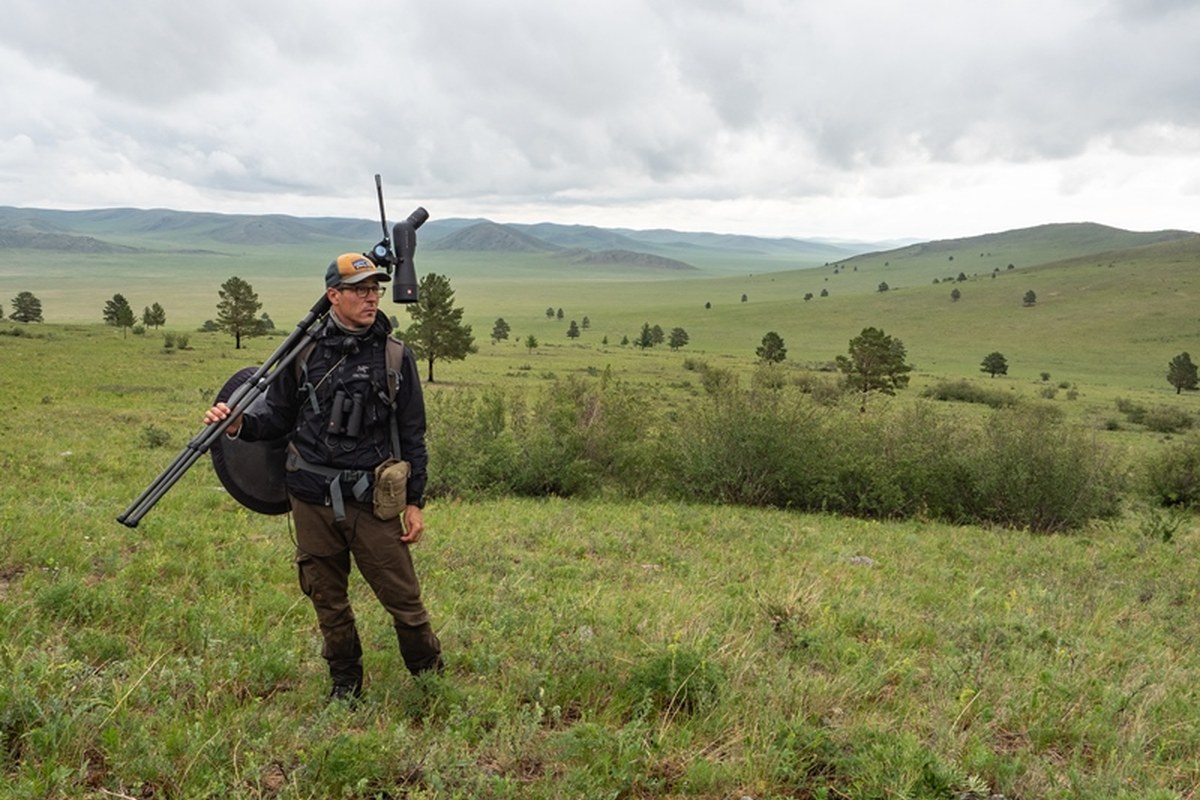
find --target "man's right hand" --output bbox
[203,402,242,435]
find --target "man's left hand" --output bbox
[401,505,425,544]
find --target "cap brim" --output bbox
[340,269,391,285]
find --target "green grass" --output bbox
[1,322,1199,798]
[4,225,1200,796]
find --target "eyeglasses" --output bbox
[337,284,386,298]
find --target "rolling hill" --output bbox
[2,206,1198,370]
[0,206,871,270]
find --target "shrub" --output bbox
[1142,405,1193,434]
[425,373,657,499]
[623,644,722,715]
[1142,433,1200,507]
[752,364,788,391]
[794,373,844,405]
[1116,398,1147,424]
[963,405,1122,532]
[140,424,172,449]
[921,379,1019,409]
[424,388,522,498]
[699,366,737,396]
[663,387,831,508]
[428,379,1123,531]
[0,326,44,338]
[821,401,978,521]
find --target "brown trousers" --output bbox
[290,496,442,681]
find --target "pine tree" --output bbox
[981,351,1008,377]
[636,322,655,349]
[756,331,787,364]
[836,327,912,411]
[103,293,136,337]
[10,291,42,323]
[215,277,264,349]
[1167,352,1199,394]
[491,317,511,344]
[142,302,167,328]
[403,272,476,382]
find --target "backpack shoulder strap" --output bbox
[293,340,319,412]
[384,335,406,459]
[385,335,406,404]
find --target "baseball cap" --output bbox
[325,253,392,288]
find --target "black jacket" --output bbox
[238,313,428,507]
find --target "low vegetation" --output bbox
[425,375,1121,532]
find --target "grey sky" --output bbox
[2,0,1198,240]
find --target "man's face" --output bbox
[329,280,384,327]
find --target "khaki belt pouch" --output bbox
[373,458,411,520]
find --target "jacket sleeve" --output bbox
[396,347,429,507]
[237,362,300,443]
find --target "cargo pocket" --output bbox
[296,552,318,601]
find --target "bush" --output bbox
[821,401,978,521]
[1116,398,1192,432]
[1116,397,1147,424]
[699,366,737,396]
[751,364,788,391]
[1142,405,1193,434]
[425,373,657,499]
[962,405,1122,532]
[1142,433,1200,507]
[424,388,522,498]
[427,380,1123,531]
[794,373,844,405]
[663,386,832,508]
[921,379,1019,409]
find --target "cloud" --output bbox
[1,0,1199,239]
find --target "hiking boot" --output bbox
[327,657,363,703]
[396,623,444,676]
[329,681,362,703]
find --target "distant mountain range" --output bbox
[0,206,892,271]
[0,206,1194,276]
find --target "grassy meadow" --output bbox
[2,225,1200,798]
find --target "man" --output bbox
[204,253,442,700]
